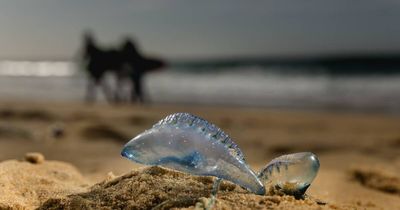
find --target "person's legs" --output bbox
[114,73,124,103]
[132,74,144,103]
[115,64,133,103]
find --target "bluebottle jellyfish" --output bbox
[121,113,265,197]
[258,152,320,198]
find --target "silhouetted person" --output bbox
[122,38,167,103]
[82,31,115,103]
[122,39,145,103]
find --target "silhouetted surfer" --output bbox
[121,39,144,103]
[122,38,166,103]
[82,31,115,103]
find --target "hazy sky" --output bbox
[1,0,400,60]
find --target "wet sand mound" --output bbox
[0,153,89,209]
[40,166,345,210]
[351,167,400,195]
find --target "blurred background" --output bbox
[0,1,400,208]
[0,0,399,112]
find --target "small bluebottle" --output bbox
[258,152,320,198]
[121,113,265,196]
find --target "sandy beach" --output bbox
[0,100,399,209]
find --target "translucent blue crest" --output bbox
[121,113,265,195]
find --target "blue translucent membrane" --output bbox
[258,152,320,197]
[121,113,265,195]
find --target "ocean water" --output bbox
[0,60,399,113]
